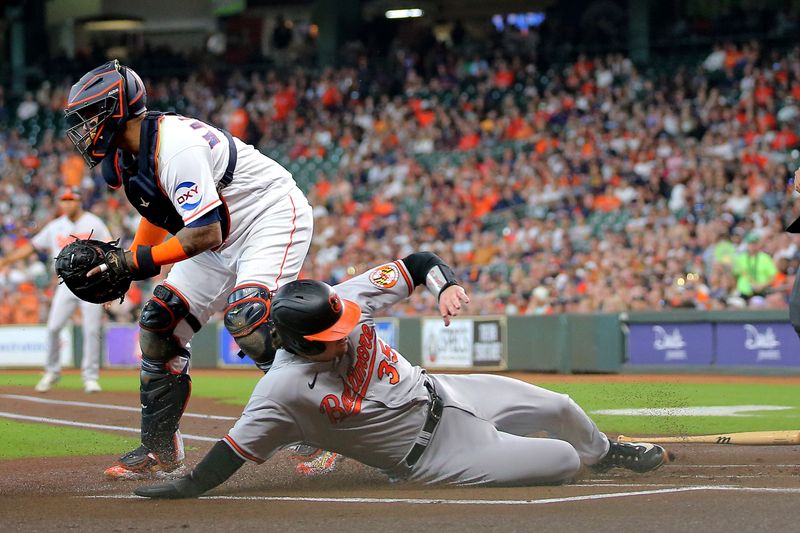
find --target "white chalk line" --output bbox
[573,483,681,488]
[2,396,798,479]
[665,464,798,468]
[0,412,217,442]
[0,394,237,420]
[83,485,800,505]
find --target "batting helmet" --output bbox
[270,280,361,356]
[64,59,147,168]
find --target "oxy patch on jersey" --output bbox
[174,180,202,210]
[369,264,399,289]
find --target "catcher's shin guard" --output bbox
[140,357,191,464]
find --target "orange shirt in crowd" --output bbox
[11,283,39,324]
[273,87,296,121]
[61,154,85,187]
[471,190,499,219]
[494,69,514,88]
[724,50,743,70]
[314,178,332,202]
[771,129,798,150]
[592,193,622,212]
[0,300,12,323]
[771,271,787,289]
[741,151,767,168]
[371,197,395,216]
[227,108,249,140]
[321,85,342,108]
[458,132,480,151]
[754,84,774,106]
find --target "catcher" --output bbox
[61,60,334,479]
[135,252,670,498]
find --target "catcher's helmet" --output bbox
[270,280,361,356]
[64,59,147,167]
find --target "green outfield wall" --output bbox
[4,310,796,374]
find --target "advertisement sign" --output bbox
[104,324,142,367]
[422,318,506,369]
[715,323,800,367]
[374,319,397,349]
[473,319,504,366]
[0,326,72,367]
[422,318,474,368]
[219,327,254,366]
[627,323,713,365]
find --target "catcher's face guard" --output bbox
[65,97,120,167]
[64,60,146,168]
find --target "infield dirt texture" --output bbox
[1,371,800,532]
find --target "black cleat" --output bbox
[592,442,672,473]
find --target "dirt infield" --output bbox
[2,372,800,532]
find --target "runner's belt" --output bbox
[401,380,444,469]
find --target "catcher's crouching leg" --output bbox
[104,356,191,480]
[223,284,276,373]
[140,355,191,464]
[105,285,197,480]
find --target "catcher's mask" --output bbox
[269,280,361,356]
[64,59,147,168]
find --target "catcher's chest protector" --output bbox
[119,112,186,234]
[111,112,232,239]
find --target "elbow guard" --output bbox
[402,252,459,301]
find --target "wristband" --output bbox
[425,264,459,301]
[151,237,190,265]
[133,245,160,280]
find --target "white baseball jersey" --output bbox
[156,115,296,249]
[30,211,110,383]
[30,212,112,257]
[225,260,610,485]
[145,114,314,349]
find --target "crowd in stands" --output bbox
[2,39,800,325]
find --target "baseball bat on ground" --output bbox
[616,430,800,445]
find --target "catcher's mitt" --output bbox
[55,239,133,304]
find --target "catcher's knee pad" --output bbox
[140,358,192,464]
[139,284,201,361]
[223,284,276,367]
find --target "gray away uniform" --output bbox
[225,259,611,485]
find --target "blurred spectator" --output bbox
[4,40,800,322]
[733,234,778,299]
[16,92,39,121]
